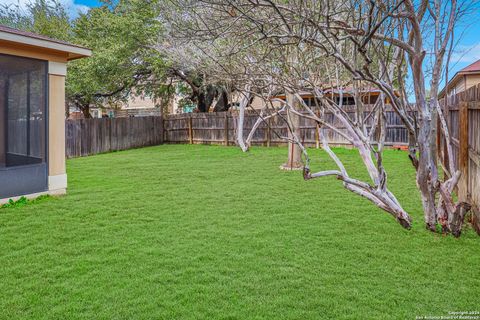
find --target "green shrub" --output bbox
[1,195,51,209]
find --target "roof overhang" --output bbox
[275,89,388,100]
[440,72,473,99]
[0,29,91,61]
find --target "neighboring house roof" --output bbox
[439,59,480,98]
[0,24,91,60]
[460,59,480,73]
[275,87,384,99]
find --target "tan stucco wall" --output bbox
[48,74,66,177]
[125,94,157,109]
[251,97,266,109]
[466,74,480,89]
[445,74,480,97]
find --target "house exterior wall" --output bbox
[250,97,263,109]
[48,72,67,194]
[126,94,157,109]
[0,41,69,202]
[230,93,284,110]
[454,78,466,95]
[443,74,480,97]
[466,74,480,89]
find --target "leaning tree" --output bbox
[168,0,478,236]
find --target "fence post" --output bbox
[442,99,449,179]
[224,113,229,146]
[436,110,441,161]
[267,117,271,147]
[158,114,163,144]
[188,114,193,144]
[163,116,167,143]
[458,100,469,201]
[315,109,320,149]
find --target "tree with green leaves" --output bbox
[0,0,72,41]
[68,0,168,117]
[0,0,170,118]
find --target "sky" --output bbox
[434,18,480,91]
[75,0,480,98]
[75,0,101,7]
[1,0,480,98]
[0,0,101,18]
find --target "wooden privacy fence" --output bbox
[163,108,409,147]
[438,84,480,216]
[65,107,410,158]
[65,96,480,227]
[65,117,164,158]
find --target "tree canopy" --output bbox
[0,0,169,117]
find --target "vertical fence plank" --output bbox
[188,115,193,144]
[65,116,165,158]
[66,107,413,157]
[224,113,229,146]
[459,100,469,201]
[266,117,271,147]
[442,99,450,178]
[66,108,413,158]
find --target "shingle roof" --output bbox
[0,24,88,50]
[459,59,480,73]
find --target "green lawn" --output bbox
[0,145,479,319]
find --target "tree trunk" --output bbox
[197,92,208,112]
[450,202,471,237]
[197,86,218,112]
[416,137,438,231]
[281,93,303,170]
[213,89,229,112]
[471,206,480,236]
[409,52,439,231]
[81,105,92,119]
[236,90,251,152]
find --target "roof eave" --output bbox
[439,70,480,98]
[67,52,92,61]
[0,30,92,60]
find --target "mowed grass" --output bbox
[0,145,479,319]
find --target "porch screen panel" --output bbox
[0,54,48,199]
[1,54,47,167]
[7,73,28,156]
[28,69,46,159]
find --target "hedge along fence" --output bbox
[163,107,410,147]
[65,106,410,158]
[438,84,480,232]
